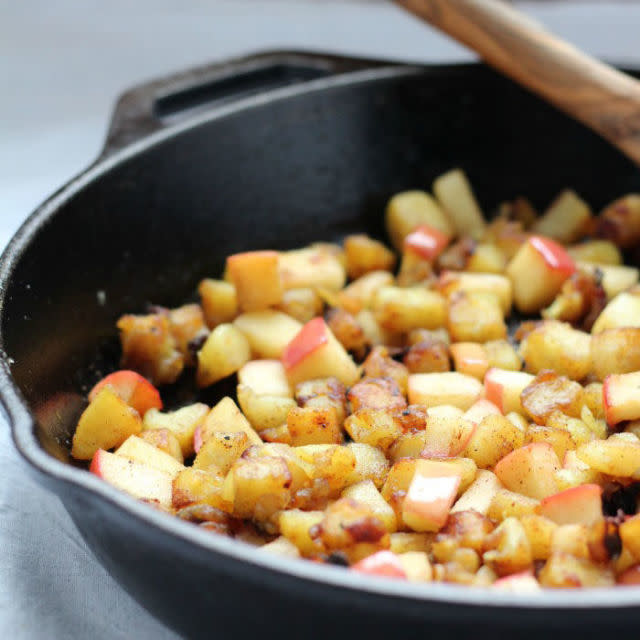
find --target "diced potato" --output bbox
[362,346,409,394]
[494,443,560,500]
[294,444,356,495]
[139,428,183,463]
[451,470,501,515]
[344,234,396,280]
[343,480,397,532]
[340,271,395,312]
[344,409,403,453]
[591,328,640,380]
[433,169,485,238]
[576,435,640,478]
[237,385,296,432]
[385,190,454,251]
[278,509,324,556]
[196,323,250,388]
[115,435,184,477]
[279,245,346,291]
[408,372,483,411]
[519,321,591,381]
[287,406,342,446]
[233,311,302,359]
[198,279,238,328]
[168,304,207,366]
[533,190,591,244]
[295,377,347,422]
[591,293,640,334]
[398,551,433,582]
[227,250,283,311]
[447,291,507,343]
[597,193,640,249]
[567,241,622,266]
[192,431,249,475]
[117,313,184,386]
[484,340,522,372]
[172,468,230,511]
[482,517,533,576]
[525,426,575,462]
[582,382,604,420]
[466,243,507,274]
[438,271,512,315]
[462,414,525,469]
[520,514,557,561]
[276,288,323,324]
[520,370,584,424]
[198,397,262,450]
[356,310,402,348]
[487,489,540,521]
[143,403,209,458]
[325,307,367,355]
[348,377,406,413]
[344,443,390,489]
[373,286,446,332]
[71,388,142,460]
[578,262,639,299]
[389,532,434,554]
[619,514,640,560]
[539,553,614,588]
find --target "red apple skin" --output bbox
[89,370,162,416]
[538,484,603,525]
[603,372,640,425]
[281,317,328,371]
[404,471,461,532]
[404,225,450,261]
[484,372,504,413]
[193,425,204,453]
[529,235,575,275]
[351,551,407,579]
[449,424,477,458]
[464,399,502,425]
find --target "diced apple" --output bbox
[237,359,292,397]
[494,443,560,500]
[351,550,407,578]
[592,293,640,334]
[226,250,283,311]
[532,190,591,244]
[278,245,346,291]
[578,262,639,299]
[385,190,454,251]
[538,484,602,526]
[115,435,184,477]
[198,278,238,328]
[88,370,162,417]
[506,236,575,313]
[438,271,512,315]
[71,388,142,460]
[450,342,489,380]
[90,449,173,508]
[196,323,250,388]
[567,240,622,266]
[492,571,541,592]
[464,399,502,425]
[196,396,262,452]
[604,371,640,425]
[233,310,302,359]
[192,431,249,475]
[484,368,534,415]
[402,459,462,532]
[408,372,482,411]
[143,403,209,458]
[139,428,183,463]
[433,168,485,238]
[451,470,501,515]
[404,225,450,262]
[282,317,359,387]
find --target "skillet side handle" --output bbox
[100,51,381,158]
[395,0,640,166]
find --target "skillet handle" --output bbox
[100,51,380,158]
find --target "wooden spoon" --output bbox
[394,0,640,165]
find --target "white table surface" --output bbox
[2,2,640,638]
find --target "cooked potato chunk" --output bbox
[344,234,396,280]
[447,291,507,343]
[196,323,250,388]
[532,190,591,244]
[373,286,447,332]
[433,168,485,238]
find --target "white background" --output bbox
[1,2,640,638]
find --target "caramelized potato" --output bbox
[447,291,507,343]
[344,234,396,279]
[520,371,584,424]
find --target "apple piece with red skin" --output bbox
[484,367,534,415]
[492,571,541,592]
[226,250,283,311]
[603,371,640,426]
[403,225,450,262]
[464,399,502,425]
[282,317,359,387]
[351,550,407,578]
[88,370,162,417]
[408,372,483,411]
[90,449,173,508]
[538,484,603,526]
[115,435,185,477]
[506,235,576,313]
[401,460,462,532]
[494,442,560,500]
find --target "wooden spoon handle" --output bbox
[395,0,640,165]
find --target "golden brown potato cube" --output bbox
[487,489,540,522]
[462,414,525,469]
[519,321,591,381]
[583,382,604,420]
[227,250,283,312]
[196,323,250,388]
[447,291,507,343]
[520,370,584,424]
[276,288,323,323]
[143,403,209,458]
[482,217,530,260]
[550,524,590,559]
[344,234,396,280]
[397,251,435,287]
[348,377,406,413]
[140,428,184,463]
[355,310,403,349]
[294,444,356,495]
[591,292,640,334]
[373,286,446,332]
[466,243,507,274]
[295,377,347,422]
[287,406,342,446]
[279,245,346,291]
[482,517,533,577]
[520,514,557,561]
[362,346,409,395]
[229,456,292,520]
[437,236,476,272]
[567,240,622,266]
[344,409,403,453]
[576,435,640,478]
[389,532,435,554]
[344,443,390,489]
[525,426,575,462]
[619,514,640,561]
[340,271,395,313]
[198,279,238,328]
[539,552,614,588]
[403,338,450,374]
[256,423,291,445]
[591,328,640,381]
[167,304,207,366]
[193,431,249,475]
[438,271,512,315]
[439,510,495,553]
[199,396,262,449]
[278,509,325,556]
[117,313,184,386]
[484,340,522,372]
[597,193,640,249]
[385,190,454,251]
[172,468,230,512]
[324,307,367,356]
[579,262,639,300]
[236,385,296,432]
[533,190,592,244]
[342,480,397,532]
[496,196,538,229]
[433,168,485,239]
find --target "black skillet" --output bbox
[3,50,640,639]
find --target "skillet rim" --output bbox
[2,55,640,613]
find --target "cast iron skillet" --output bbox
[3,51,640,639]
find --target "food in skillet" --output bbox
[71,168,640,589]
